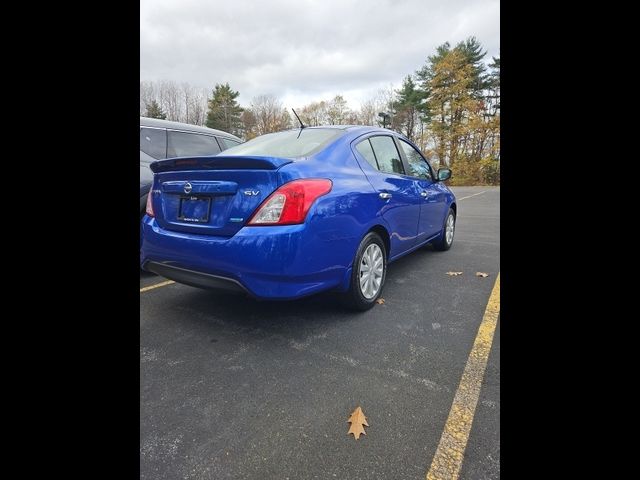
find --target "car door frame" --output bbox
[392,135,448,242]
[350,133,423,259]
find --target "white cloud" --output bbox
[140,0,499,109]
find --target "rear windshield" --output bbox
[221,128,345,158]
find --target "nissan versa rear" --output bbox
[140,126,456,310]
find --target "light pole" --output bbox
[378,112,390,128]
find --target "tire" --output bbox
[432,208,456,251]
[344,232,387,311]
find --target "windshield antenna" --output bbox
[292,108,306,129]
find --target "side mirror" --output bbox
[437,168,452,182]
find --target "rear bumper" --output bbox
[140,217,355,299]
[142,261,249,295]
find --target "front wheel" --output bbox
[432,208,456,251]
[344,232,387,311]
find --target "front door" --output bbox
[396,138,448,242]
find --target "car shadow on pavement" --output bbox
[172,288,355,326]
[142,245,443,338]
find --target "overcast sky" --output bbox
[140,0,499,109]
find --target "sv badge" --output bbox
[244,190,260,196]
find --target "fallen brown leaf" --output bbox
[347,406,369,440]
[446,271,463,276]
[476,272,489,278]
[376,298,385,305]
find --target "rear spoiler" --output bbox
[150,155,293,173]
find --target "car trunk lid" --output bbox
[149,155,292,237]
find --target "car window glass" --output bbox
[222,128,344,158]
[355,139,379,170]
[167,131,222,157]
[219,138,241,150]
[140,127,167,159]
[140,150,156,163]
[369,136,404,174]
[398,139,432,180]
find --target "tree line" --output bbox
[141,37,499,185]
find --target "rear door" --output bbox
[352,135,421,256]
[396,138,448,240]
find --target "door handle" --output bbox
[379,192,392,199]
[420,191,428,197]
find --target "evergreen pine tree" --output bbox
[205,83,244,136]
[145,100,166,120]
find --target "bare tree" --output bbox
[190,88,209,126]
[158,80,182,122]
[240,110,258,140]
[181,83,192,124]
[278,108,292,130]
[345,110,360,125]
[141,80,211,125]
[357,86,396,127]
[140,81,157,116]
[298,101,328,126]
[178,84,209,126]
[357,99,380,126]
[326,95,350,125]
[248,94,290,136]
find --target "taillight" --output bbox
[247,179,332,225]
[145,191,155,217]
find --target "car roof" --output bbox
[140,117,241,140]
[279,125,406,142]
[283,125,399,135]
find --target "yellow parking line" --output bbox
[426,273,500,480]
[140,280,175,293]
[457,191,487,201]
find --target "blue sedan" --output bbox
[140,126,456,310]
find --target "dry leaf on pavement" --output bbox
[476,272,489,277]
[347,406,369,440]
[446,272,463,276]
[376,298,385,305]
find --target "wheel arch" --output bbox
[367,224,391,260]
[337,223,390,293]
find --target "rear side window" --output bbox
[398,139,432,180]
[355,139,379,169]
[369,136,405,175]
[140,127,166,159]
[218,137,242,150]
[167,131,222,158]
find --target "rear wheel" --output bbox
[344,232,386,311]
[432,208,455,251]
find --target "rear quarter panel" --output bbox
[275,136,393,282]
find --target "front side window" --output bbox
[140,127,167,159]
[167,131,222,158]
[369,136,405,175]
[398,139,432,180]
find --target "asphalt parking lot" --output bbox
[140,186,500,480]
